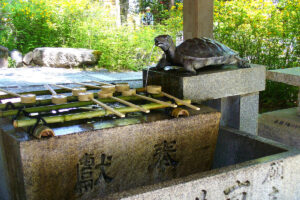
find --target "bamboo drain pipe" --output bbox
[0,88,36,104]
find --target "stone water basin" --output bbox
[0,105,299,200]
[109,127,300,200]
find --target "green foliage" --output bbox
[8,57,16,68]
[214,0,299,112]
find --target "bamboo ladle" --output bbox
[0,88,36,104]
[146,85,200,110]
[78,92,125,118]
[44,84,67,105]
[51,84,87,96]
[121,88,177,108]
[97,90,150,113]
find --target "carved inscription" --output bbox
[75,153,95,193]
[273,120,300,129]
[95,154,113,185]
[262,161,284,184]
[223,180,250,200]
[268,186,279,200]
[75,153,113,194]
[195,190,207,200]
[149,140,178,173]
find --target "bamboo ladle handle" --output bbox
[92,80,114,86]
[51,84,73,91]
[161,92,200,111]
[44,84,57,95]
[74,82,101,89]
[110,96,150,113]
[0,88,22,97]
[134,94,177,108]
[91,98,125,118]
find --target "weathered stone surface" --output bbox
[267,67,300,87]
[10,49,23,67]
[0,106,221,200]
[258,107,300,149]
[107,127,300,200]
[0,46,9,68]
[32,47,98,68]
[143,64,266,102]
[23,51,33,65]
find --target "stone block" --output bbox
[0,46,8,68]
[108,127,300,200]
[258,107,300,149]
[143,64,266,102]
[0,106,221,200]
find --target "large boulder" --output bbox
[32,48,98,68]
[23,51,33,65]
[10,49,23,67]
[0,46,9,68]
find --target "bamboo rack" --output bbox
[0,88,153,110]
[0,94,169,117]
[13,100,191,128]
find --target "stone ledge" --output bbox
[267,67,300,87]
[143,64,266,102]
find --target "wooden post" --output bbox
[183,0,214,39]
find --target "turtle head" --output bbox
[154,35,174,52]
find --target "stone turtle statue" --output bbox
[155,35,250,74]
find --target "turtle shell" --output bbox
[176,37,237,58]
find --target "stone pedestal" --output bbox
[143,64,266,135]
[0,46,9,68]
[0,106,221,200]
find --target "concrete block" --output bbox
[143,64,266,102]
[0,106,221,200]
[108,127,300,200]
[258,107,300,149]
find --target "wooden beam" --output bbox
[183,0,214,39]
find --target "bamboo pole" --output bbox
[13,100,191,128]
[161,92,200,110]
[110,96,150,113]
[44,84,57,95]
[134,94,177,108]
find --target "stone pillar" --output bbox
[0,46,8,68]
[220,93,259,135]
[183,0,214,39]
[204,93,259,135]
